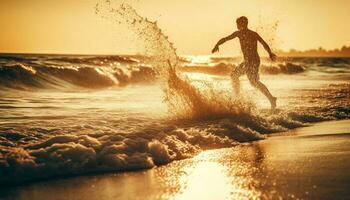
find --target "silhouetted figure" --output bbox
[212,16,277,109]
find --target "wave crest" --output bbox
[0,63,156,90]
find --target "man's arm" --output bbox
[212,32,238,53]
[256,33,277,61]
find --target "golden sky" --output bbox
[0,0,349,55]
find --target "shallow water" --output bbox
[0,54,350,185]
[2,120,349,200]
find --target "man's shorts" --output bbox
[231,60,260,84]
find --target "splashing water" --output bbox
[1,0,349,186]
[95,0,254,119]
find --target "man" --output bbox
[212,16,277,109]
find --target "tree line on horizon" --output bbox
[277,46,350,57]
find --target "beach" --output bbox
[1,119,349,200]
[1,0,350,200]
[1,53,350,199]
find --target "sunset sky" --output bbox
[0,0,349,55]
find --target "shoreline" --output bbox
[1,119,349,199]
[1,52,350,58]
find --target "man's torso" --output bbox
[236,29,260,62]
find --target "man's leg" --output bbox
[231,62,245,96]
[253,81,277,109]
[247,64,277,109]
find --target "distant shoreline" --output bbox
[1,52,350,58]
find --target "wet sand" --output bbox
[1,120,350,200]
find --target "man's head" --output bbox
[236,16,248,30]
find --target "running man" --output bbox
[212,16,277,109]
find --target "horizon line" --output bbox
[1,52,350,58]
[1,45,349,57]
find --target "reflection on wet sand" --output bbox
[173,147,265,200]
[2,120,350,200]
[169,143,286,200]
[0,144,271,200]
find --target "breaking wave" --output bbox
[1,55,350,91]
[181,62,305,76]
[0,61,156,90]
[1,107,342,185]
[0,0,350,186]
[0,59,306,91]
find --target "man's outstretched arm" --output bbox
[257,34,277,61]
[212,32,238,53]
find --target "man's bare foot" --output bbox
[270,96,277,110]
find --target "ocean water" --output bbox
[0,54,349,185]
[1,1,350,185]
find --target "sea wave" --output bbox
[2,55,350,90]
[181,62,306,76]
[1,0,350,186]
[0,63,156,90]
[0,106,339,185]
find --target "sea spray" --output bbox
[93,1,318,137]
[2,1,348,186]
[0,2,266,184]
[95,0,255,119]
